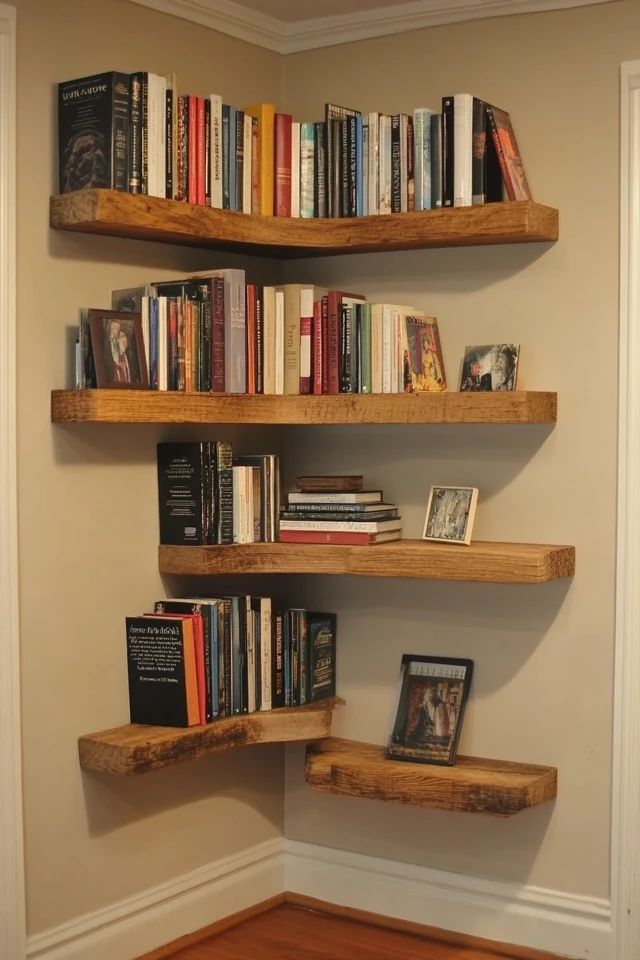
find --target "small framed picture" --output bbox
[88,309,148,389]
[423,485,478,545]
[388,654,473,766]
[459,343,520,392]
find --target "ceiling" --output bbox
[131,0,618,53]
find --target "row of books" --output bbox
[58,72,531,217]
[76,273,448,395]
[280,476,402,546]
[157,442,279,546]
[126,597,337,728]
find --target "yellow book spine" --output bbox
[244,103,275,216]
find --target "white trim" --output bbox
[285,840,613,959]
[129,0,617,53]
[26,838,284,960]
[612,61,640,960]
[0,5,24,960]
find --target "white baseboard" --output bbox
[26,837,284,960]
[284,839,613,960]
[24,836,613,960]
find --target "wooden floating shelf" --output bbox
[159,540,575,584]
[305,738,557,816]
[51,390,557,425]
[50,190,558,257]
[78,699,337,775]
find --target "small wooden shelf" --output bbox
[51,389,557,425]
[50,190,558,258]
[159,540,574,584]
[305,738,557,816]
[78,699,337,775]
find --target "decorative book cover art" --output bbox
[460,344,519,392]
[485,105,531,202]
[307,613,337,703]
[388,655,473,766]
[402,315,447,392]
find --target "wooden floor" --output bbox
[137,897,563,960]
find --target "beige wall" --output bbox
[13,0,635,944]
[281,0,639,898]
[14,0,286,936]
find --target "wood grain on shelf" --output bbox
[50,190,558,257]
[78,700,337,775]
[158,540,575,584]
[305,738,557,816]
[51,390,557,425]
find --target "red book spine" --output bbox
[168,298,179,390]
[188,95,197,205]
[211,276,225,392]
[321,295,329,394]
[196,97,205,206]
[177,95,187,202]
[279,530,379,545]
[246,284,257,394]
[274,113,292,217]
[326,291,341,394]
[312,299,323,395]
[299,314,312,395]
[184,300,193,392]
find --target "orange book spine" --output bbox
[180,618,201,726]
[244,103,275,216]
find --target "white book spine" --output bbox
[368,112,379,215]
[274,289,285,395]
[209,94,223,208]
[300,122,315,219]
[158,297,167,391]
[414,107,434,212]
[382,305,392,393]
[370,304,383,394]
[262,286,276,394]
[299,286,314,383]
[243,113,252,214]
[288,491,382,505]
[362,120,369,217]
[279,519,402,533]
[454,93,473,207]
[260,598,272,711]
[379,115,392,215]
[291,121,300,218]
[400,115,408,213]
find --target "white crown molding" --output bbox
[129,0,617,53]
[611,60,640,960]
[26,838,284,960]
[0,5,24,960]
[285,840,613,959]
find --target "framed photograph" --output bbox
[387,654,474,766]
[88,309,148,389]
[423,485,478,545]
[459,343,520,392]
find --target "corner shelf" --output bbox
[78,699,338,775]
[305,738,557,816]
[158,540,575,584]
[50,190,558,258]
[51,389,557,425]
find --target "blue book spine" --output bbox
[228,106,237,211]
[413,108,434,212]
[150,297,158,389]
[355,115,363,217]
[222,104,230,210]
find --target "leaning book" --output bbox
[126,615,200,727]
[387,654,473,766]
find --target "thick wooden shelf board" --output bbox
[51,390,557,425]
[159,540,575,584]
[305,738,557,816]
[78,700,337,775]
[50,190,558,257]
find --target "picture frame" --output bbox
[422,485,478,545]
[88,309,148,389]
[387,654,474,766]
[459,343,520,392]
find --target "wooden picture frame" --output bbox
[88,309,148,389]
[422,485,478,545]
[388,654,474,766]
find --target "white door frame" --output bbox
[0,4,25,959]
[612,60,640,960]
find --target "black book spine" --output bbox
[222,105,230,210]
[156,441,207,545]
[407,116,415,212]
[484,105,503,203]
[129,73,143,194]
[140,73,148,195]
[272,613,285,708]
[165,87,173,199]
[221,600,232,718]
[340,119,349,218]
[214,440,234,544]
[325,112,334,219]
[177,95,188,202]
[308,613,337,703]
[315,121,327,218]
[331,119,341,220]
[348,115,358,217]
[430,113,443,209]
[235,109,244,213]
[391,115,402,214]
[472,97,486,205]
[442,96,454,207]
[204,99,211,206]
[340,303,353,393]
[255,286,264,394]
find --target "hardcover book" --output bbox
[157,442,209,545]
[402,316,447,392]
[58,71,130,193]
[126,615,199,727]
[307,613,337,703]
[486,105,532,201]
[297,475,363,492]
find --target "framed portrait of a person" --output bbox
[459,343,520,392]
[88,309,148,389]
[423,485,478,545]
[387,655,473,766]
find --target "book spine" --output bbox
[274,288,285,395]
[211,276,225,392]
[251,116,259,214]
[430,113,443,209]
[228,106,237,211]
[235,109,245,213]
[272,613,285,709]
[278,530,391,545]
[326,292,340,395]
[262,286,276,395]
[453,93,473,207]
[165,86,174,199]
[140,72,148,194]
[214,440,234,544]
[312,299,323,395]
[379,115,392,215]
[260,599,272,711]
[290,121,300,218]
[283,285,301,395]
[391,115,401,214]
[300,121,315,219]
[370,304,383,394]
[406,115,415,212]
[360,302,372,394]
[224,269,246,394]
[222,104,230,210]
[321,295,329,394]
[177,95,188,202]
[129,73,143,194]
[255,286,264,394]
[442,96,454,207]
[274,113,292,217]
[209,95,223,208]
[246,284,257,395]
[187,95,197,204]
[400,115,409,213]
[352,115,361,217]
[315,121,327,218]
[260,106,275,216]
[111,73,130,193]
[198,284,212,392]
[299,286,313,394]
[243,113,253,215]
[204,99,211,206]
[362,118,369,217]
[326,113,334,219]
[331,118,341,219]
[367,112,379,215]
[472,97,486,205]
[279,519,400,533]
[340,119,349,218]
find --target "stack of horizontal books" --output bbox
[279,475,402,546]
